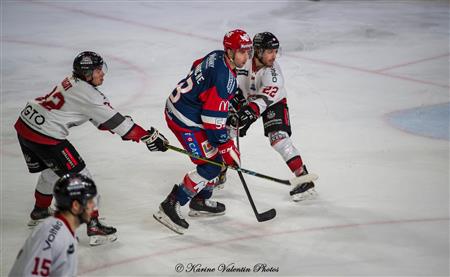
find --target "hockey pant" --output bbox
[167,122,222,206]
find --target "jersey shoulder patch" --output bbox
[215,57,236,98]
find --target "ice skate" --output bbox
[87,217,118,246]
[290,182,317,201]
[290,165,317,202]
[27,206,54,227]
[153,185,189,235]
[188,196,226,217]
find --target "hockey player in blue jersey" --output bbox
[153,29,253,234]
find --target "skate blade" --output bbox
[188,210,225,217]
[153,211,186,235]
[291,188,318,202]
[89,234,118,246]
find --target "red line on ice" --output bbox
[374,52,450,73]
[30,1,449,89]
[79,217,449,274]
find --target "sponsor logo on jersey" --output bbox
[182,133,202,158]
[226,74,236,94]
[270,68,277,82]
[206,53,217,68]
[67,243,75,255]
[43,220,63,251]
[218,101,229,112]
[194,64,205,84]
[201,141,218,159]
[21,104,46,127]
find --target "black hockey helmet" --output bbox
[253,32,280,50]
[253,32,281,61]
[72,51,106,81]
[53,173,97,211]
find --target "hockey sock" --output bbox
[195,186,213,200]
[180,169,218,204]
[35,169,59,208]
[175,184,192,206]
[287,156,304,176]
[34,190,52,209]
[269,131,304,175]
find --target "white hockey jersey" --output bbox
[16,76,134,143]
[236,59,287,115]
[9,215,78,277]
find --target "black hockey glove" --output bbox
[229,88,247,113]
[141,127,169,152]
[227,105,258,137]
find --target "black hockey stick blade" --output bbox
[256,208,277,222]
[237,169,277,223]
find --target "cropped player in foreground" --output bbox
[227,32,317,201]
[14,51,168,245]
[153,29,253,234]
[9,173,97,276]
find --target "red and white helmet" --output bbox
[223,29,253,51]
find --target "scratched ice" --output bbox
[1,1,448,276]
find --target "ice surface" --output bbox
[1,1,449,276]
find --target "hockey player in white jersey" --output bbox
[9,173,97,276]
[227,32,316,201]
[14,51,169,245]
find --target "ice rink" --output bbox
[1,1,449,276]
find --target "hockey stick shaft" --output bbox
[235,122,276,222]
[235,161,276,222]
[166,144,292,185]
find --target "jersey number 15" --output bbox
[32,257,52,276]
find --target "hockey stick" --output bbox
[235,123,276,222]
[166,145,317,186]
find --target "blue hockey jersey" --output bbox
[165,50,237,147]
